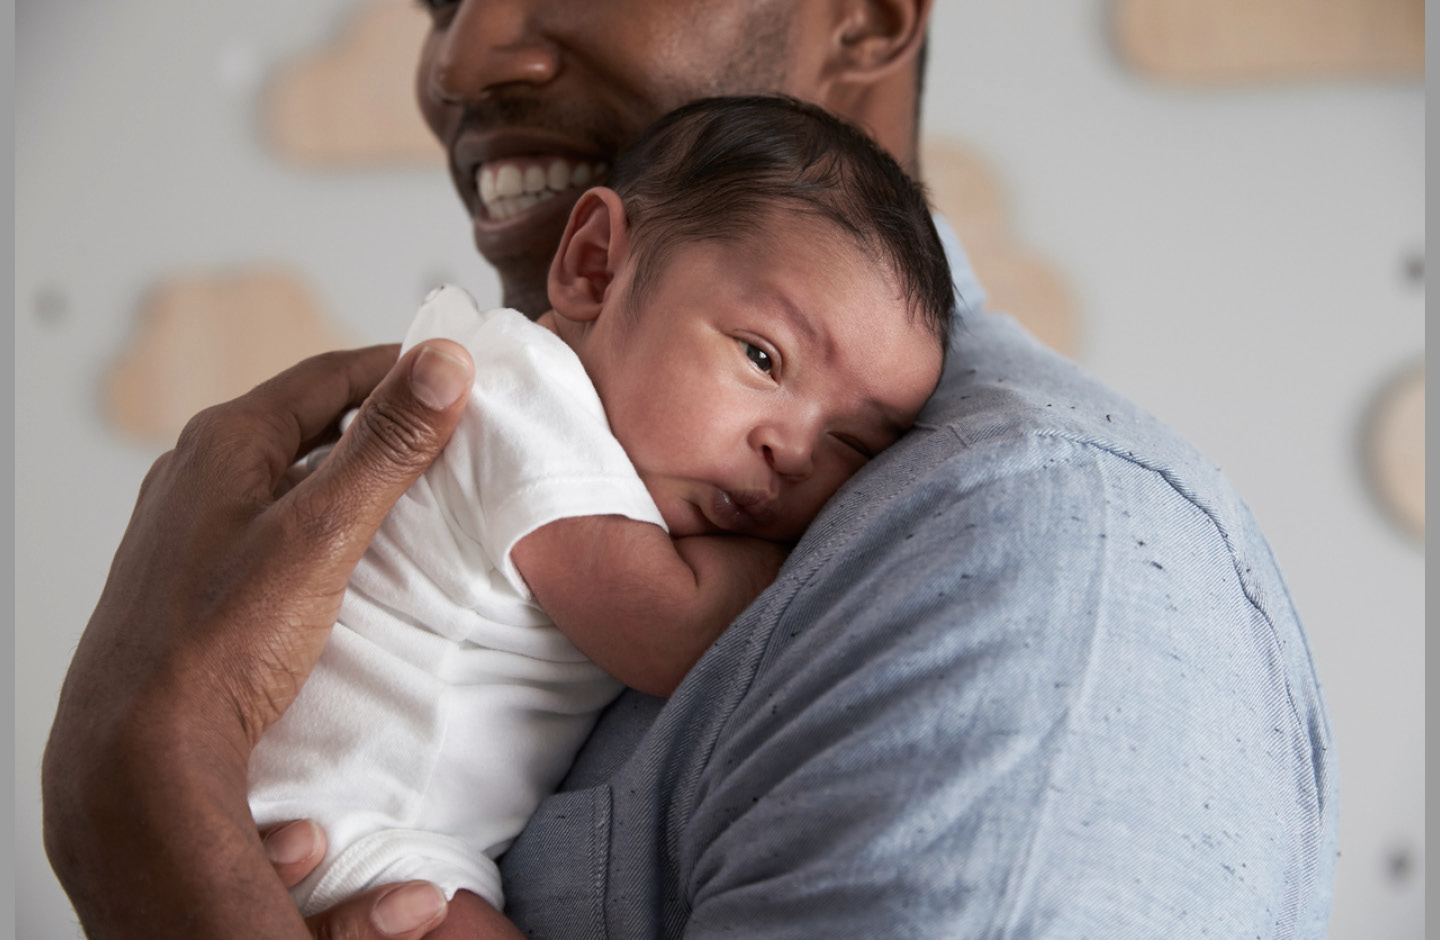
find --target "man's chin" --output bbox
[472,188,584,317]
[474,233,556,319]
[498,275,553,321]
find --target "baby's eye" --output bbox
[741,341,773,375]
[835,434,875,460]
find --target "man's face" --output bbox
[570,214,944,543]
[415,0,811,315]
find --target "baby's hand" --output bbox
[673,533,790,608]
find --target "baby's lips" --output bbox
[708,489,753,532]
[710,487,777,532]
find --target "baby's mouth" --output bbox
[709,488,777,533]
[475,156,609,222]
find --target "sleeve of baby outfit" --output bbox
[680,436,1336,939]
[402,286,667,599]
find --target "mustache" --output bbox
[451,93,635,158]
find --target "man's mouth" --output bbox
[475,156,609,222]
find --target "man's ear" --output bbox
[547,187,631,323]
[822,0,931,83]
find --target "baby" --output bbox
[248,95,955,933]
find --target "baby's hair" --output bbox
[607,95,954,350]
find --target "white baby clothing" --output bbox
[247,286,666,914]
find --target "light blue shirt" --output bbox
[500,220,1338,938]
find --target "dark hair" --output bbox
[607,95,954,350]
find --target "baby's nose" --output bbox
[760,435,814,481]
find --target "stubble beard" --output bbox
[479,1,796,315]
[501,261,555,319]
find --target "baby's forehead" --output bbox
[716,215,934,331]
[625,205,946,365]
[714,210,915,302]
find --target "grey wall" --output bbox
[16,2,1424,937]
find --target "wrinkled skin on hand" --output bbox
[41,341,504,940]
[57,341,474,752]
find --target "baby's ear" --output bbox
[548,187,631,323]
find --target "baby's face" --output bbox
[574,215,944,542]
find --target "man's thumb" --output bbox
[406,341,476,413]
[297,339,474,568]
[304,881,448,939]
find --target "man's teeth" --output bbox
[477,158,607,222]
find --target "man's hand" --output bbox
[42,341,474,939]
[263,821,524,939]
[261,821,449,938]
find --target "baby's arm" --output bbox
[512,516,788,696]
[422,890,521,940]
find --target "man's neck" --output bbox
[830,67,920,175]
[503,278,552,320]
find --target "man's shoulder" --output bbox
[659,312,1335,938]
[503,248,1335,940]
[919,310,1225,498]
[766,307,1278,665]
[818,308,1257,572]
[772,308,1314,709]
[508,313,1335,939]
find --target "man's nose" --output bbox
[426,1,561,105]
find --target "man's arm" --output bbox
[41,342,519,940]
[513,517,788,696]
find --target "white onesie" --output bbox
[247,286,665,914]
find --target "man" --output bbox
[414,0,931,318]
[42,2,1337,938]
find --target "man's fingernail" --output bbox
[373,882,446,935]
[410,344,471,410]
[262,819,318,866]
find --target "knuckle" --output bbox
[144,412,259,510]
[173,403,226,455]
[309,909,366,940]
[176,399,298,496]
[175,402,262,464]
[136,448,177,497]
[349,397,440,475]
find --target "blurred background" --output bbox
[15,1,1423,936]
